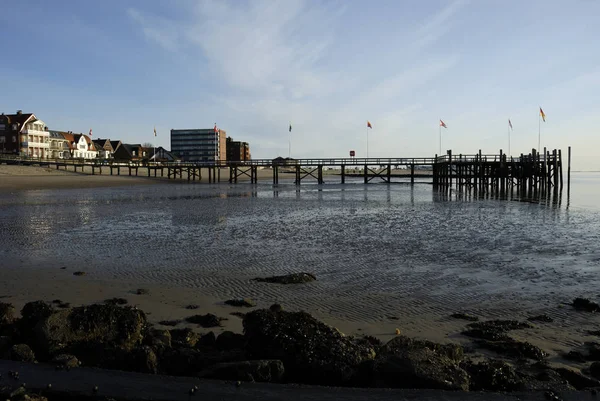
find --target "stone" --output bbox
[253,273,316,285]
[0,302,15,326]
[527,314,554,323]
[450,312,479,322]
[136,288,150,295]
[170,328,201,348]
[197,331,216,348]
[373,336,469,391]
[198,360,285,383]
[20,301,54,334]
[225,298,256,308]
[243,309,376,386]
[158,319,181,327]
[573,298,600,312]
[185,314,224,328]
[73,271,86,276]
[462,359,523,391]
[147,329,172,349]
[474,338,547,361]
[590,362,600,380]
[554,367,600,390]
[131,345,158,374]
[104,298,128,306]
[52,354,80,368]
[269,304,283,312]
[216,331,245,351]
[9,344,36,362]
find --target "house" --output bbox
[61,132,98,159]
[226,137,251,161]
[112,144,149,162]
[272,157,298,166]
[48,130,70,159]
[0,111,49,158]
[149,147,179,163]
[92,138,117,159]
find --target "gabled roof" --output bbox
[1,112,36,132]
[110,140,122,151]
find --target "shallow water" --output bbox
[0,173,599,326]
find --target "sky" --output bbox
[1,0,599,169]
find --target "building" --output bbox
[61,132,98,159]
[0,111,49,158]
[92,138,121,159]
[112,144,149,162]
[149,147,179,162]
[170,128,226,162]
[226,137,251,161]
[48,130,70,159]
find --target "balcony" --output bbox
[22,128,49,136]
[26,141,49,148]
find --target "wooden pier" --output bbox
[0,147,570,194]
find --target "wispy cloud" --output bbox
[127,8,181,52]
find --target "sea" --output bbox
[1,172,599,322]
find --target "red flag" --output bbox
[367,121,372,129]
[214,123,219,133]
[439,120,447,128]
[89,128,92,136]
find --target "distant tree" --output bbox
[143,142,154,148]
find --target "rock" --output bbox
[474,338,547,361]
[230,312,246,319]
[527,314,554,323]
[0,302,15,325]
[34,304,147,356]
[147,329,172,349]
[158,319,181,327]
[160,347,246,376]
[185,313,224,328]
[170,328,201,348]
[573,298,600,312]
[216,331,245,351]
[104,298,128,306]
[590,362,600,379]
[373,336,469,390]
[462,359,523,391]
[243,309,375,386]
[20,301,54,334]
[554,367,600,390]
[9,344,36,362]
[185,304,199,310]
[450,312,479,322]
[197,332,216,348]
[564,350,587,362]
[586,342,600,361]
[198,360,284,383]
[354,335,383,349]
[131,345,158,374]
[269,304,283,312]
[136,288,150,295]
[463,320,533,342]
[225,298,256,308]
[52,354,80,368]
[73,271,86,276]
[253,273,316,285]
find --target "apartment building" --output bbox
[170,128,226,162]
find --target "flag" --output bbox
[214,123,219,134]
[508,119,513,130]
[539,107,546,122]
[154,126,157,137]
[439,120,447,128]
[89,128,92,136]
[367,121,372,129]
[289,123,292,132]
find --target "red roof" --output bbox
[1,112,35,131]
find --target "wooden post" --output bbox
[448,150,452,188]
[364,164,368,184]
[567,146,571,195]
[341,165,345,184]
[187,167,191,182]
[273,166,277,185]
[499,150,504,193]
[218,168,221,182]
[295,165,301,185]
[411,164,415,185]
[386,164,391,183]
[318,166,323,184]
[433,155,438,186]
[208,167,212,183]
[553,149,558,189]
[559,149,563,190]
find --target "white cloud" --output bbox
[127,8,181,52]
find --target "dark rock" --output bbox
[564,350,587,362]
[590,362,600,379]
[474,338,547,361]
[0,335,11,354]
[528,314,554,323]
[462,328,511,341]
[198,360,284,383]
[34,304,147,356]
[9,344,36,362]
[160,347,246,376]
[462,359,523,391]
[52,354,80,368]
[158,319,181,327]
[185,313,224,328]
[185,304,199,310]
[253,273,316,285]
[131,345,158,374]
[170,328,201,348]
[225,298,256,308]
[144,328,172,351]
[104,298,128,306]
[0,302,15,325]
[20,301,54,333]
[269,304,283,312]
[573,298,600,312]
[554,367,600,390]
[197,331,216,348]
[73,271,86,276]
[355,335,383,349]
[51,299,62,304]
[216,331,245,351]
[243,309,375,386]
[230,312,246,319]
[58,302,70,309]
[450,312,479,322]
[136,288,150,295]
[463,320,532,342]
[588,330,600,336]
[373,336,469,390]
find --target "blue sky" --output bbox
[1,0,599,169]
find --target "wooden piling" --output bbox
[341,165,345,184]
[410,164,415,185]
[567,146,571,194]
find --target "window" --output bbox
[0,137,4,143]
[143,151,146,156]
[132,151,136,156]
[12,136,16,143]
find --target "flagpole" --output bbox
[288,127,291,158]
[366,126,369,159]
[508,121,511,158]
[538,113,541,152]
[439,120,441,155]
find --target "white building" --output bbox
[62,132,98,159]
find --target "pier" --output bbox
[0,147,570,194]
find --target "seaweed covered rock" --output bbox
[373,336,469,390]
[52,353,80,368]
[185,313,224,328]
[9,343,36,362]
[146,328,172,349]
[462,320,532,341]
[198,360,285,383]
[243,309,375,386]
[34,304,147,356]
[253,273,316,285]
[462,360,523,391]
[225,298,256,308]
[20,301,54,333]
[170,328,201,348]
[0,302,15,326]
[554,367,600,390]
[216,331,245,351]
[450,312,479,322]
[474,338,547,361]
[572,298,600,312]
